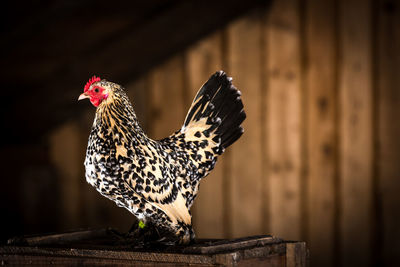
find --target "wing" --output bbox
[121,139,191,225]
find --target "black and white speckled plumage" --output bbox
[83,71,245,244]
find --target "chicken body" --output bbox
[81,71,245,244]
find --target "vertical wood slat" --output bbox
[304,0,337,266]
[185,32,225,238]
[147,55,186,140]
[338,0,373,266]
[377,0,400,265]
[126,77,150,133]
[266,0,302,241]
[227,13,264,237]
[49,122,83,229]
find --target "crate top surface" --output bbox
[3,228,288,255]
[1,229,308,266]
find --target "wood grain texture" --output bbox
[1,234,305,266]
[227,13,264,237]
[49,122,83,229]
[338,0,373,266]
[126,77,150,133]
[185,32,226,238]
[266,0,302,241]
[304,0,337,266]
[377,0,400,265]
[286,242,307,267]
[147,55,186,139]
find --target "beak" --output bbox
[78,93,90,101]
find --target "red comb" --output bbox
[84,75,101,92]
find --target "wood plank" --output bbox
[377,0,400,265]
[7,229,111,246]
[0,255,203,267]
[227,13,264,237]
[49,122,84,229]
[147,55,186,139]
[185,32,226,238]
[182,235,282,254]
[304,0,337,266]
[286,242,307,267]
[0,247,216,266]
[125,76,150,133]
[338,0,373,266]
[265,0,302,241]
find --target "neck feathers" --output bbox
[95,89,145,140]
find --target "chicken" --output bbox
[78,71,246,244]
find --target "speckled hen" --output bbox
[78,71,246,244]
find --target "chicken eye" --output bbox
[94,88,99,93]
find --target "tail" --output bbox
[182,70,246,153]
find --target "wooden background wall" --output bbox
[48,0,399,266]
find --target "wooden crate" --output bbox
[1,229,307,266]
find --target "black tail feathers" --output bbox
[183,71,246,151]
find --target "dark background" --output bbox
[1,1,399,266]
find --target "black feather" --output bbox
[184,71,246,150]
